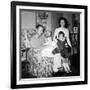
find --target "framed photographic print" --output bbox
[11,1,88,89]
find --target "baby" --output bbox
[41,31,57,57]
[52,31,71,73]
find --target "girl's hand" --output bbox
[65,43,68,47]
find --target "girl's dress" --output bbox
[53,39,70,58]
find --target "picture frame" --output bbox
[11,1,88,89]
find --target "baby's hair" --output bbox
[58,31,65,37]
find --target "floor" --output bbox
[21,52,80,78]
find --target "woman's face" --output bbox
[60,19,65,27]
[37,26,44,35]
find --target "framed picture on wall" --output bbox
[11,1,88,89]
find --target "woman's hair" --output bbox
[58,17,69,28]
[58,31,65,37]
[36,24,45,33]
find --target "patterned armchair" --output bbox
[21,29,54,78]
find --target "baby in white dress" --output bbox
[41,37,56,57]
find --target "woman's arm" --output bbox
[53,28,58,42]
[66,30,72,47]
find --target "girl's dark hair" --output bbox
[58,31,65,37]
[36,24,45,33]
[58,17,69,28]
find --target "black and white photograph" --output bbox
[21,10,80,78]
[11,1,87,89]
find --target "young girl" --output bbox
[52,31,71,73]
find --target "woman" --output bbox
[53,17,72,73]
[30,24,45,49]
[53,17,72,47]
[27,24,54,77]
